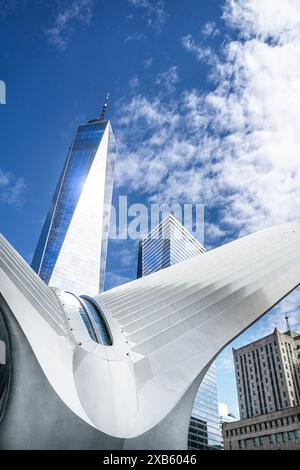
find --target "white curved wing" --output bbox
[1,221,300,446]
[97,221,300,435]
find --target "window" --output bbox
[78,307,97,342]
[80,296,113,346]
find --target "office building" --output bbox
[222,324,300,450]
[234,326,300,420]
[222,404,300,450]
[137,214,205,277]
[137,214,222,450]
[31,95,116,295]
[188,363,223,450]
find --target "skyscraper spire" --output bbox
[285,314,291,332]
[31,97,117,294]
[100,92,109,121]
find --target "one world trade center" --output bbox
[31,95,116,295]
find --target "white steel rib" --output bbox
[1,221,300,449]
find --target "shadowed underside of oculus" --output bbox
[0,221,300,449]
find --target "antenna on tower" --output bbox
[100,93,109,121]
[285,315,291,332]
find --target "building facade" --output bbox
[137,214,222,450]
[188,363,223,450]
[234,328,300,420]
[222,405,300,450]
[31,99,116,296]
[137,214,205,278]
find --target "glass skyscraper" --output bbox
[188,363,222,450]
[137,214,205,277]
[137,214,223,450]
[32,98,116,295]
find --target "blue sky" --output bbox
[1,0,300,418]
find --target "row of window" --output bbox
[225,413,300,437]
[236,430,299,449]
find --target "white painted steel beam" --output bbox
[1,220,300,448]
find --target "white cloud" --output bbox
[105,272,132,290]
[125,32,146,42]
[128,0,168,30]
[143,57,153,68]
[201,21,220,38]
[205,223,227,240]
[182,34,215,64]
[45,0,95,50]
[117,248,136,268]
[223,0,300,43]
[155,66,179,93]
[129,76,140,88]
[0,169,26,206]
[116,0,300,247]
[182,19,220,65]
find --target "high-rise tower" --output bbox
[137,214,223,450]
[137,214,205,277]
[234,326,300,419]
[31,95,116,295]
